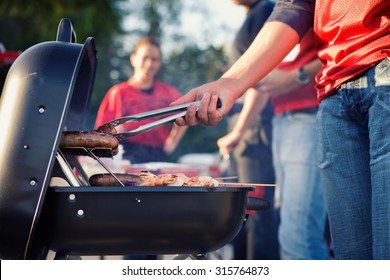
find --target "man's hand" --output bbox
[170,79,239,127]
[217,130,242,156]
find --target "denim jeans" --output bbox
[272,109,329,259]
[317,57,390,259]
[231,122,280,260]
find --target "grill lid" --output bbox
[0,18,97,259]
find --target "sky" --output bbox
[122,0,247,54]
[178,0,246,49]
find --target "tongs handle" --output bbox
[105,100,202,127]
[114,111,187,140]
[112,98,222,141]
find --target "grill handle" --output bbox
[56,18,76,43]
[246,197,270,211]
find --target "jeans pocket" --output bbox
[374,57,390,86]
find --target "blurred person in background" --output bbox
[217,0,279,260]
[95,37,187,164]
[221,0,329,260]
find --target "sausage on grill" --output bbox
[95,123,117,135]
[59,131,119,150]
[89,173,142,186]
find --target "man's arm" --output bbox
[217,57,321,156]
[257,58,322,97]
[267,0,315,40]
[172,21,300,127]
[172,0,315,127]
[217,88,268,156]
[163,124,188,155]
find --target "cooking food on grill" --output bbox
[183,174,220,187]
[89,173,142,186]
[59,131,119,150]
[95,123,117,135]
[89,171,220,187]
[139,171,219,186]
[139,171,184,186]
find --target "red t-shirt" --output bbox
[95,81,182,147]
[271,29,319,115]
[314,0,390,100]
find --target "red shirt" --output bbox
[314,0,390,100]
[95,81,182,147]
[271,29,319,115]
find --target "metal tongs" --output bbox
[101,100,205,141]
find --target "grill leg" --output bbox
[169,253,207,260]
[54,252,82,260]
[189,253,207,260]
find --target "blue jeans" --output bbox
[273,109,329,259]
[231,122,280,260]
[317,58,390,259]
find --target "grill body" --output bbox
[29,186,250,258]
[0,19,266,260]
[0,19,97,259]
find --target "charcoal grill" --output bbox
[0,19,269,260]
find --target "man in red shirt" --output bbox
[95,37,187,163]
[173,0,390,259]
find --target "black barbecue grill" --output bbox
[0,19,269,260]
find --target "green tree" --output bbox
[161,44,228,159]
[0,0,128,105]
[0,0,126,48]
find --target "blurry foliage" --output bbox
[162,44,228,159]
[162,45,227,93]
[0,0,128,120]
[0,0,126,47]
[123,0,182,39]
[0,0,229,159]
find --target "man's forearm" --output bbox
[220,21,300,100]
[231,88,269,135]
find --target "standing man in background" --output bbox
[95,37,187,164]
[217,0,279,260]
[259,29,330,259]
[221,0,329,260]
